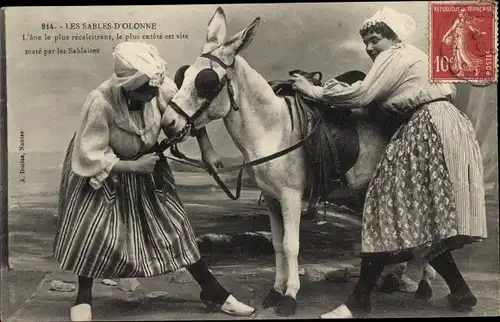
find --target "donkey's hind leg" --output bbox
[261,195,287,309]
[302,195,319,220]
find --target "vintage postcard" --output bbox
[1,2,498,321]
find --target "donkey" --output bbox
[161,7,434,316]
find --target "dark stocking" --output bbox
[345,257,385,314]
[75,276,93,306]
[429,250,477,308]
[187,259,230,306]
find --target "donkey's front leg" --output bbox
[262,195,287,309]
[276,188,302,316]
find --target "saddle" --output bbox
[268,70,367,203]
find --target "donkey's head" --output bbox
[168,7,260,130]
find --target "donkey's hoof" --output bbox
[415,280,433,300]
[379,273,399,293]
[262,289,283,309]
[275,295,298,316]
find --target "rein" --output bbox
[167,100,323,200]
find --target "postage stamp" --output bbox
[430,1,498,83]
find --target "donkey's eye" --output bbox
[194,68,220,97]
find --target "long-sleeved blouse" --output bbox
[71,76,178,189]
[312,43,456,115]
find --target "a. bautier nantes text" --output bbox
[19,131,25,183]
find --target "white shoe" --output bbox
[70,303,92,321]
[320,304,353,319]
[220,295,256,316]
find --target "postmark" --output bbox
[430,1,497,84]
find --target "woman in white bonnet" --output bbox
[53,41,255,321]
[292,7,487,319]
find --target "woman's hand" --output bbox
[290,74,314,96]
[133,153,160,174]
[202,150,224,174]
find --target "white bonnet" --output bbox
[112,41,167,91]
[361,7,416,41]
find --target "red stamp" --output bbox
[430,1,497,83]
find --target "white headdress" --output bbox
[112,42,167,91]
[361,7,416,41]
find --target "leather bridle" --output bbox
[167,52,239,128]
[164,53,324,201]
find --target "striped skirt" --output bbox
[361,101,487,261]
[53,136,201,278]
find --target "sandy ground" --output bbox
[2,171,499,320]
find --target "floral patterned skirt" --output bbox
[360,101,487,263]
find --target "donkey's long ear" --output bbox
[202,7,227,53]
[222,17,260,56]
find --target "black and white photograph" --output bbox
[1,2,498,321]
